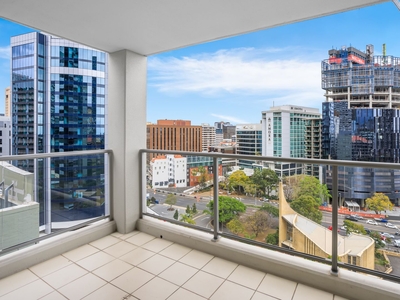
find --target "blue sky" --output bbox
[1,2,400,124]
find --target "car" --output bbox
[366,219,378,225]
[381,232,395,239]
[394,240,400,248]
[374,218,388,223]
[340,226,347,231]
[385,223,398,229]
[345,216,359,222]
[353,214,364,220]
[364,228,371,234]
[395,232,400,236]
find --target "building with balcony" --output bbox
[0,116,11,156]
[304,118,322,178]
[262,105,321,178]
[1,2,399,300]
[150,154,187,188]
[322,44,400,206]
[11,32,107,225]
[201,123,216,152]
[5,87,11,117]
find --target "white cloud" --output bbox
[210,113,248,124]
[0,46,10,59]
[148,47,321,97]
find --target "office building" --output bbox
[150,154,187,188]
[322,44,400,206]
[304,118,322,178]
[0,116,11,156]
[11,32,107,225]
[5,87,11,117]
[236,123,262,168]
[201,123,216,151]
[214,121,235,145]
[262,105,321,178]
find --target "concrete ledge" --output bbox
[0,219,116,279]
[138,217,400,300]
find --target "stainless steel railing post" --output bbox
[213,157,219,240]
[331,165,339,275]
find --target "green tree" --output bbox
[295,175,330,205]
[173,209,179,220]
[165,194,177,210]
[245,211,271,237]
[365,193,393,214]
[244,183,257,197]
[192,166,209,189]
[192,203,197,214]
[265,229,279,245]
[226,218,245,235]
[206,196,246,224]
[251,168,279,197]
[290,195,322,223]
[227,170,250,193]
[343,220,366,234]
[186,204,191,215]
[260,203,279,217]
[180,214,195,224]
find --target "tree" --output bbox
[186,204,191,215]
[290,195,322,223]
[365,193,393,214]
[226,218,245,235]
[251,168,279,197]
[227,170,250,193]
[192,166,209,189]
[165,194,177,210]
[265,229,279,245]
[282,175,303,202]
[245,211,272,237]
[206,196,246,224]
[343,220,366,235]
[243,183,257,197]
[260,203,279,217]
[192,203,197,214]
[295,175,330,205]
[173,209,179,220]
[180,214,195,225]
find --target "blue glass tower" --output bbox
[11,32,107,226]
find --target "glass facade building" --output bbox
[11,33,107,225]
[236,124,262,168]
[322,44,400,206]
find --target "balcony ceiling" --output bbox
[0,0,386,56]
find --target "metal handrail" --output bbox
[139,148,400,283]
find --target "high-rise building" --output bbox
[304,118,322,178]
[322,44,400,206]
[147,120,202,156]
[236,123,262,168]
[214,121,235,145]
[5,87,11,117]
[201,123,215,151]
[0,116,11,156]
[11,32,107,224]
[262,105,321,178]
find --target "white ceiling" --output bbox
[0,0,387,56]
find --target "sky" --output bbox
[1,2,400,125]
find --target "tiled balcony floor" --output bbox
[0,231,348,300]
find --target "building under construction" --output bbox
[322,44,400,207]
[322,44,400,108]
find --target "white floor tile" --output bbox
[133,277,179,300]
[0,279,53,300]
[58,273,106,300]
[42,264,88,289]
[167,288,207,300]
[179,249,213,269]
[111,267,154,294]
[228,265,265,290]
[0,269,38,297]
[75,251,115,271]
[202,257,238,278]
[62,244,99,262]
[159,243,192,260]
[210,281,255,300]
[103,241,137,258]
[292,283,333,300]
[39,291,68,300]
[82,283,129,300]
[126,232,156,246]
[257,273,297,300]
[92,259,133,281]
[90,235,121,250]
[30,256,72,278]
[251,291,277,300]
[137,254,175,275]
[119,247,155,266]
[141,238,173,253]
[112,230,140,240]
[159,262,198,286]
[182,271,224,298]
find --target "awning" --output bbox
[345,201,360,208]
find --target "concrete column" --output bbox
[108,50,147,233]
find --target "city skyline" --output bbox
[1,2,400,125]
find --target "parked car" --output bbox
[385,223,398,229]
[366,219,378,225]
[381,232,395,239]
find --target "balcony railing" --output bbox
[0,149,112,256]
[140,149,400,284]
